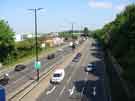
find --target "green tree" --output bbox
[92,4,135,90]
[83,27,89,37]
[0,19,15,64]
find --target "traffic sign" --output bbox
[34,61,41,69]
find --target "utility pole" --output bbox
[28,8,43,81]
[72,23,74,39]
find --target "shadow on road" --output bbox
[91,52,103,59]
[70,79,103,101]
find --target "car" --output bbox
[0,73,10,85]
[85,63,96,72]
[47,53,55,59]
[14,64,26,71]
[72,56,80,62]
[69,42,73,47]
[51,69,65,83]
[72,53,81,62]
[76,52,82,57]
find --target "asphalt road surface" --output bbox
[2,44,74,94]
[37,39,109,101]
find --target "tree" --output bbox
[92,4,135,91]
[83,27,89,37]
[0,19,15,64]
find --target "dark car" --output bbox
[14,64,26,71]
[47,53,55,59]
[76,52,82,57]
[72,56,80,62]
[0,74,10,85]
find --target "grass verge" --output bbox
[3,46,59,69]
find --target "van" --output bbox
[51,69,65,83]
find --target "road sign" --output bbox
[34,61,41,69]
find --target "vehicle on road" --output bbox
[69,42,73,47]
[47,53,55,59]
[50,69,65,83]
[0,73,10,85]
[14,64,26,71]
[72,56,80,62]
[72,53,82,62]
[76,52,82,57]
[85,63,96,72]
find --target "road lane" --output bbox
[37,40,91,101]
[37,38,109,101]
[4,45,73,94]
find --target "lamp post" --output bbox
[71,23,74,39]
[28,8,43,81]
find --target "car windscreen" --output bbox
[53,73,62,77]
[88,64,92,67]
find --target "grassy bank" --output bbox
[4,47,57,69]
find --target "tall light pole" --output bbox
[28,8,43,81]
[71,23,74,39]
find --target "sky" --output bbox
[0,0,135,33]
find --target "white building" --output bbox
[15,34,23,42]
[14,33,33,42]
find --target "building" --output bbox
[14,34,23,42]
[14,33,34,42]
[40,35,64,47]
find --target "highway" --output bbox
[37,39,109,101]
[3,44,74,95]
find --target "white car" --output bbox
[69,42,73,47]
[51,69,65,83]
[85,63,95,72]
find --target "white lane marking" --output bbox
[59,86,65,96]
[81,64,89,96]
[81,87,85,96]
[46,86,56,95]
[93,87,96,96]
[68,86,75,96]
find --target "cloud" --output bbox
[115,4,127,12]
[88,1,113,9]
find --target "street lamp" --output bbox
[71,23,74,39]
[28,8,43,81]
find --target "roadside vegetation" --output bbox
[0,19,56,67]
[59,27,90,39]
[91,4,135,100]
